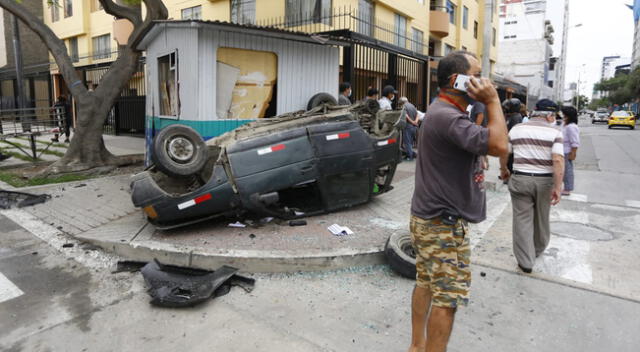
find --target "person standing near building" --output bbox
[469,101,486,126]
[378,85,396,111]
[408,51,508,352]
[561,106,580,196]
[338,82,352,106]
[399,97,418,161]
[502,98,524,176]
[499,99,564,274]
[52,95,72,143]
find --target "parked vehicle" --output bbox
[608,110,636,129]
[592,109,609,124]
[131,101,404,230]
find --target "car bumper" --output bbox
[608,120,635,126]
[130,169,237,230]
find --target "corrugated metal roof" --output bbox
[137,20,351,50]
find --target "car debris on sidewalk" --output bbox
[0,189,50,209]
[328,224,354,236]
[140,259,255,308]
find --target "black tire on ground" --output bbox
[152,125,208,178]
[608,125,612,129]
[384,232,416,280]
[306,92,338,110]
[591,120,595,124]
[631,126,635,130]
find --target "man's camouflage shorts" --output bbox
[410,214,471,308]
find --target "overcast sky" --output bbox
[564,0,635,98]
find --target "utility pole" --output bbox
[481,0,493,78]
[10,14,26,111]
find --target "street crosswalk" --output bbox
[0,271,23,303]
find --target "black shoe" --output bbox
[0,154,11,162]
[518,264,532,274]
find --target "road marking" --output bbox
[536,236,593,285]
[625,200,640,208]
[0,272,24,303]
[563,193,588,202]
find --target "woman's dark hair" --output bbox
[437,51,477,89]
[339,82,351,93]
[561,106,578,125]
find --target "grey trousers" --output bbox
[508,174,554,269]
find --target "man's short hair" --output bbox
[339,82,351,93]
[437,51,478,89]
[367,87,379,96]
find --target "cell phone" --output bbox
[453,74,471,92]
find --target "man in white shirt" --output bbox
[378,85,396,111]
[499,99,565,273]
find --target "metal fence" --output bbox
[83,64,146,136]
[0,107,67,160]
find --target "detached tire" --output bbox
[384,232,416,280]
[152,125,208,178]
[306,92,338,110]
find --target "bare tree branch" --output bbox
[98,0,142,26]
[0,0,87,97]
[94,0,168,98]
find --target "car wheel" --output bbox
[608,125,612,129]
[384,232,416,280]
[591,120,595,124]
[306,92,338,110]
[631,126,635,130]
[152,125,208,178]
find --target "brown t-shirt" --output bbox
[411,99,490,223]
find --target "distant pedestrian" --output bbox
[52,95,72,143]
[520,104,529,123]
[561,106,580,196]
[399,97,418,161]
[408,51,508,352]
[365,87,379,101]
[338,82,352,106]
[500,98,564,274]
[469,101,486,126]
[502,98,524,175]
[378,85,396,111]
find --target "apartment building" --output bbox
[41,0,500,120]
[0,4,51,111]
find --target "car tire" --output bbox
[608,125,612,129]
[306,92,338,110]
[152,125,208,178]
[591,120,595,124]
[384,232,416,280]
[631,126,635,130]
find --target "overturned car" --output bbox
[131,101,404,230]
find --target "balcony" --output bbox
[429,6,449,38]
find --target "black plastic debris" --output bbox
[0,189,50,209]
[140,259,255,308]
[113,260,147,273]
[289,219,307,226]
[61,243,74,248]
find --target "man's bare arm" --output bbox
[551,154,565,205]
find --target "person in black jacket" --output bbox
[502,98,523,177]
[52,96,72,143]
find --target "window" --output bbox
[68,37,79,62]
[90,0,103,12]
[412,28,424,53]
[445,44,455,55]
[285,0,332,27]
[51,3,60,22]
[473,21,478,38]
[230,0,254,24]
[357,0,374,36]
[463,6,468,29]
[447,1,456,25]
[182,5,202,20]
[492,28,496,46]
[394,13,407,48]
[64,0,73,18]
[92,34,111,60]
[158,52,178,117]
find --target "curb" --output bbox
[75,214,388,273]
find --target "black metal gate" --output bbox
[84,64,146,136]
[343,44,427,111]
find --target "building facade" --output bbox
[496,0,567,107]
[592,56,631,100]
[0,4,51,111]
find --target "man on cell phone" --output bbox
[408,51,508,352]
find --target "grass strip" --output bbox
[14,136,69,149]
[0,147,41,162]
[0,170,89,188]
[0,140,65,157]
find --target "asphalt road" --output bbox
[1,117,640,351]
